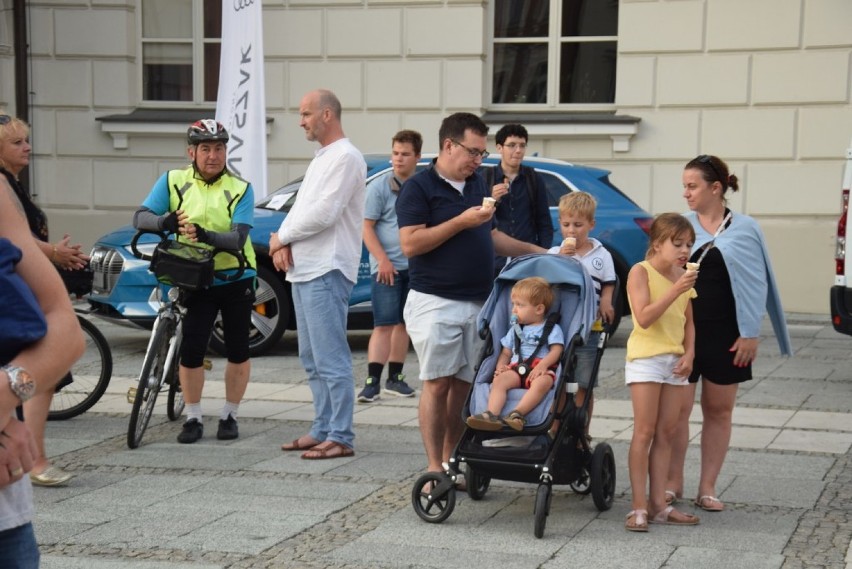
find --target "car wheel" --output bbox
[209,264,290,357]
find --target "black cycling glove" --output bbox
[193,224,211,245]
[161,211,180,233]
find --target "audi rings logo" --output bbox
[233,0,254,11]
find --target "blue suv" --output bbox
[87,155,652,356]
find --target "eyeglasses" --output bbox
[502,142,527,150]
[696,154,723,183]
[451,139,489,160]
[0,115,11,126]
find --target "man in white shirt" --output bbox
[270,89,366,459]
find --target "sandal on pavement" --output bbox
[281,436,321,451]
[301,441,354,460]
[625,509,648,532]
[665,490,680,506]
[650,505,700,525]
[466,411,503,431]
[30,465,74,487]
[694,495,725,512]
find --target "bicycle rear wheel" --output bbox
[49,316,113,421]
[127,317,174,448]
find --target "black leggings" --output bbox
[180,278,255,368]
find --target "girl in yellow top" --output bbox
[624,213,700,532]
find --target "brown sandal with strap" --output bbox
[301,441,355,460]
[281,436,320,451]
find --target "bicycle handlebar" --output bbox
[130,229,164,261]
[130,229,247,283]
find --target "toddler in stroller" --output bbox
[466,276,564,432]
[411,254,617,537]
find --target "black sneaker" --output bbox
[384,374,416,398]
[357,376,381,403]
[177,418,203,444]
[217,415,239,440]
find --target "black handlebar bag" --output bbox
[149,239,215,291]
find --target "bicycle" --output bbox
[47,267,114,421]
[126,230,245,449]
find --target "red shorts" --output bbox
[508,358,557,389]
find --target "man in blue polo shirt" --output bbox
[397,112,545,474]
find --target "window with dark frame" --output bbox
[141,0,222,103]
[491,0,618,107]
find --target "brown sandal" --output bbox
[281,436,320,451]
[301,441,354,460]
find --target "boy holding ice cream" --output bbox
[548,191,616,434]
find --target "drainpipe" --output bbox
[12,0,30,194]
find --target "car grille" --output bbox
[89,246,124,294]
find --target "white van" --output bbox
[830,139,852,336]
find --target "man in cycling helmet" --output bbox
[132,119,257,444]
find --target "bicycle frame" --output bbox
[126,284,188,448]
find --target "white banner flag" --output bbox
[216,0,268,199]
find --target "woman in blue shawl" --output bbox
[667,155,792,512]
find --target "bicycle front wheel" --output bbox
[128,317,174,448]
[166,350,185,421]
[49,316,113,421]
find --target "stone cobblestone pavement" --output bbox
[32,313,852,568]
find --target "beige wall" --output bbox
[1,0,850,313]
[607,0,851,314]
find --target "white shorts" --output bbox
[625,353,689,386]
[404,290,483,382]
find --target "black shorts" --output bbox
[689,316,751,385]
[180,278,255,368]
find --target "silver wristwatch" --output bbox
[2,365,36,402]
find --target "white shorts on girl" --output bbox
[625,353,689,386]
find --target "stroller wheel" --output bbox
[590,442,616,511]
[569,464,592,495]
[465,468,491,501]
[533,483,552,538]
[411,472,456,523]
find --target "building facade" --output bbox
[1,0,850,314]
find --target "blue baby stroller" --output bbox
[411,254,617,538]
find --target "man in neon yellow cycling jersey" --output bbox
[133,119,256,444]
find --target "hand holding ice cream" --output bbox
[675,261,700,293]
[561,237,577,255]
[491,176,510,202]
